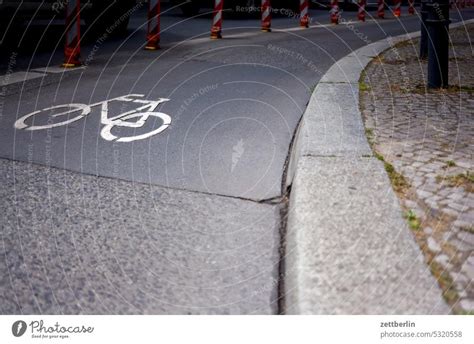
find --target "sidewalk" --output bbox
[283,31,452,314]
[360,24,474,314]
[283,19,474,315]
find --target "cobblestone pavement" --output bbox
[360,24,474,314]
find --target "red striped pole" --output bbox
[393,0,401,17]
[145,0,161,50]
[358,0,366,22]
[408,0,415,14]
[62,0,81,68]
[211,0,224,39]
[261,0,272,32]
[330,0,340,24]
[300,0,309,28]
[377,0,385,18]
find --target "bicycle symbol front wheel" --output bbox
[100,112,171,143]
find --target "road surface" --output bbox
[1,6,473,314]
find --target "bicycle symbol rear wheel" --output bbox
[14,104,91,131]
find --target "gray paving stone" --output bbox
[458,212,474,224]
[449,239,473,252]
[427,237,442,253]
[412,207,427,221]
[456,161,472,169]
[448,193,465,201]
[417,190,433,199]
[434,254,452,270]
[426,201,440,210]
[448,203,468,212]
[404,200,418,209]
[439,188,452,197]
[442,208,460,218]
[457,232,474,246]
[459,299,474,312]
[442,232,452,243]
[453,220,473,230]
[451,272,469,288]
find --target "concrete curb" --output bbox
[284,19,474,314]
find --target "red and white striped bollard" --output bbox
[211,0,224,39]
[300,0,309,28]
[330,0,339,24]
[408,0,415,14]
[261,0,272,32]
[358,0,366,22]
[377,0,385,18]
[62,0,81,67]
[145,0,161,50]
[393,0,401,17]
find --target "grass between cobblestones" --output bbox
[364,128,410,195]
[410,84,474,94]
[404,210,421,231]
[374,152,411,195]
[436,172,474,193]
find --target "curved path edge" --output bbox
[283,19,474,314]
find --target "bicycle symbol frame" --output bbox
[14,94,171,143]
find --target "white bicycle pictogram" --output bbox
[14,94,171,143]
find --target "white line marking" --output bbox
[0,71,46,86]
